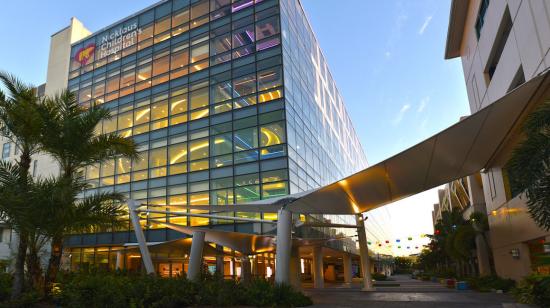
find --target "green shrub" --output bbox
[466,276,515,293]
[513,274,550,308]
[0,273,12,301]
[55,271,312,307]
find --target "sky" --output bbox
[0,1,471,256]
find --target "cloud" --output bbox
[392,104,411,125]
[417,96,430,113]
[418,15,433,35]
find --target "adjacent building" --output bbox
[445,0,550,279]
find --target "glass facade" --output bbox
[66,0,367,259]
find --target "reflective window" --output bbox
[258,66,282,91]
[256,16,280,40]
[260,122,285,147]
[189,87,209,110]
[151,101,168,120]
[232,24,255,48]
[149,147,167,168]
[169,143,187,164]
[211,133,232,156]
[235,185,260,202]
[189,138,209,161]
[234,127,258,151]
[232,74,256,97]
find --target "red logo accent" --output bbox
[75,43,96,65]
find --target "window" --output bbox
[256,16,280,40]
[137,64,152,81]
[211,33,232,55]
[233,74,256,97]
[189,138,209,161]
[235,185,260,202]
[262,181,288,198]
[149,147,167,168]
[260,122,285,147]
[120,70,135,88]
[475,0,490,39]
[232,25,255,48]
[484,7,512,82]
[190,87,209,110]
[258,66,282,91]
[153,56,170,76]
[191,43,209,63]
[2,143,10,159]
[169,143,187,164]
[154,17,171,35]
[171,49,189,69]
[211,133,232,156]
[234,127,258,151]
[134,106,150,125]
[151,101,168,120]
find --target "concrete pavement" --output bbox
[303,274,527,308]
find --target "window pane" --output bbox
[172,9,189,27]
[260,122,285,147]
[137,64,152,81]
[235,185,259,203]
[92,82,105,98]
[211,133,232,156]
[102,118,117,134]
[149,147,167,168]
[258,66,282,91]
[101,159,115,177]
[134,106,150,125]
[211,82,232,103]
[262,181,288,199]
[234,127,258,151]
[232,74,256,97]
[191,43,209,63]
[120,70,135,88]
[256,16,280,40]
[170,94,188,114]
[171,49,189,69]
[169,143,187,164]
[190,159,209,171]
[154,17,171,35]
[106,76,120,93]
[118,111,133,130]
[235,173,259,186]
[116,157,132,174]
[189,138,209,161]
[211,33,231,55]
[189,87,208,110]
[211,189,233,205]
[139,24,154,42]
[261,169,288,183]
[132,151,148,171]
[151,101,168,120]
[190,0,209,20]
[153,56,170,76]
[232,25,255,48]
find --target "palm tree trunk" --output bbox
[26,234,43,290]
[44,236,63,295]
[11,230,28,299]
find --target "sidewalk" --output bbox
[303,275,525,308]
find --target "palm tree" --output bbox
[506,100,550,230]
[39,89,138,291]
[0,72,44,298]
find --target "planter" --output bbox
[456,281,468,290]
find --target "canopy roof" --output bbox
[185,70,549,215]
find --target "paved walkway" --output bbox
[303,275,527,308]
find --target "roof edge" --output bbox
[444,0,469,59]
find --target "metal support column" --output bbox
[275,207,292,285]
[343,253,352,287]
[357,214,374,291]
[187,230,206,280]
[128,200,155,275]
[312,246,324,288]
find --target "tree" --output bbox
[39,90,138,291]
[506,100,550,230]
[0,72,44,298]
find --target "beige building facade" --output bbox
[445,0,550,280]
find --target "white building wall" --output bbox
[455,0,550,280]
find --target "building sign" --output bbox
[73,22,142,64]
[75,44,96,65]
[97,22,142,60]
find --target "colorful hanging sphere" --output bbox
[398,246,401,249]
[367,241,371,245]
[378,244,382,247]
[415,246,419,249]
[408,237,412,241]
[396,239,400,242]
[407,246,410,249]
[385,240,389,244]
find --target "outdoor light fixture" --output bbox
[510,248,520,259]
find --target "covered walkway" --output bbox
[128,70,550,289]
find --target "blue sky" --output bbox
[0,1,470,255]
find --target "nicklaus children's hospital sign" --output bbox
[75,22,142,65]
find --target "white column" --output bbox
[128,200,155,275]
[343,253,352,286]
[115,251,124,270]
[187,231,206,280]
[275,208,292,285]
[357,214,374,291]
[312,245,324,289]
